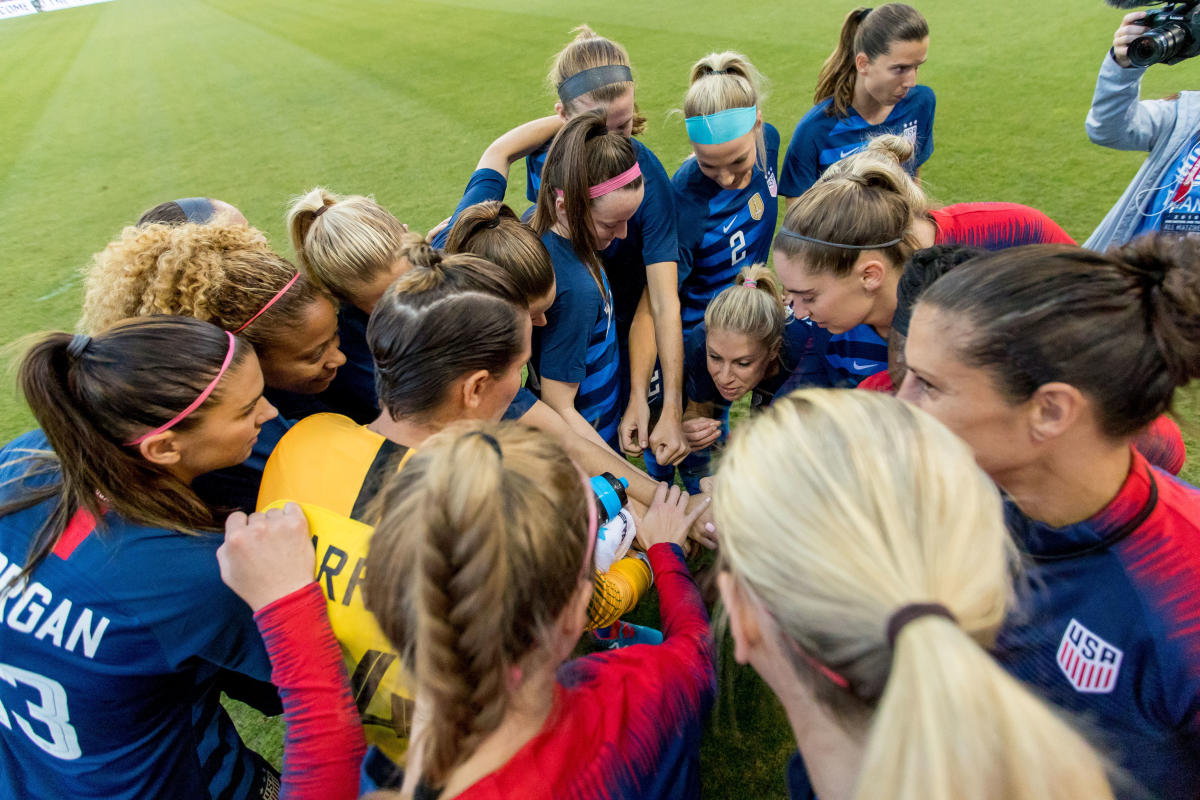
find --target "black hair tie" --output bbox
[886,602,956,649]
[465,431,502,458]
[66,334,92,359]
[859,7,873,21]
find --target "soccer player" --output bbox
[637,51,779,486]
[713,389,1114,800]
[0,317,281,799]
[80,222,345,513]
[779,3,933,203]
[525,25,688,468]
[528,112,641,451]
[898,237,1200,800]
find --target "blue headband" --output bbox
[175,197,216,224]
[685,105,758,145]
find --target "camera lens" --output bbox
[1129,24,1189,67]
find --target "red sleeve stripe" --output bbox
[52,508,97,560]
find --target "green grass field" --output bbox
[2,0,1198,797]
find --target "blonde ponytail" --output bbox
[285,186,408,299]
[713,390,1114,800]
[703,264,788,353]
[821,133,928,214]
[364,422,590,788]
[684,51,768,170]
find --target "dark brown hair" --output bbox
[919,237,1200,437]
[367,249,526,421]
[2,316,251,586]
[444,201,555,302]
[530,112,641,287]
[364,421,589,788]
[814,4,929,117]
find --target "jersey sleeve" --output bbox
[537,278,591,384]
[645,543,717,694]
[502,387,539,421]
[255,582,365,800]
[430,168,508,250]
[778,320,832,393]
[684,325,719,405]
[779,111,826,197]
[631,143,679,267]
[914,87,935,167]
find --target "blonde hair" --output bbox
[286,186,408,299]
[684,51,768,171]
[704,264,787,354]
[775,145,920,276]
[79,223,327,351]
[363,421,589,789]
[821,134,929,215]
[814,4,929,118]
[714,390,1115,800]
[548,25,646,135]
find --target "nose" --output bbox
[532,311,548,327]
[258,398,279,424]
[719,171,736,189]
[329,346,347,369]
[717,364,734,384]
[613,219,628,240]
[895,372,919,403]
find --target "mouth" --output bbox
[718,383,742,399]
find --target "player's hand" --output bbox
[687,478,719,550]
[636,482,709,550]
[619,396,651,456]
[426,216,452,242]
[650,408,689,466]
[1113,10,1148,68]
[218,503,315,612]
[682,416,722,451]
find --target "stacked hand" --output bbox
[217,503,316,612]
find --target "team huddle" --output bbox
[2,4,1199,799]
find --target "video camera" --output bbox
[1115,1,1200,66]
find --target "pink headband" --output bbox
[233,273,300,334]
[126,331,237,446]
[743,279,758,288]
[556,163,643,201]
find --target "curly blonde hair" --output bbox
[80,223,329,351]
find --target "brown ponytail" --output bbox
[3,317,250,586]
[548,25,646,135]
[367,252,526,421]
[919,237,1200,438]
[530,111,641,289]
[364,421,589,788]
[444,201,555,303]
[814,4,929,118]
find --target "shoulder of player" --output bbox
[762,121,781,149]
[791,100,839,140]
[904,84,936,110]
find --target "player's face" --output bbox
[589,185,644,250]
[257,297,346,395]
[858,37,928,107]
[692,127,758,191]
[897,304,1032,481]
[529,283,556,327]
[350,259,410,315]
[570,86,636,138]
[706,328,773,401]
[482,315,533,421]
[172,353,278,478]
[774,250,872,334]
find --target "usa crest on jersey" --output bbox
[1057,618,1123,694]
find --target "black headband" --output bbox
[175,197,216,224]
[886,602,956,649]
[557,65,633,104]
[777,228,902,250]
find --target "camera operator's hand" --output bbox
[1113,10,1149,68]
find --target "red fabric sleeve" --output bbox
[254,582,366,800]
[646,543,716,664]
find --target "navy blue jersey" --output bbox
[684,317,810,412]
[503,387,539,421]
[0,431,275,800]
[528,137,679,335]
[673,124,780,334]
[430,167,508,250]
[533,232,622,446]
[779,320,886,392]
[779,86,935,198]
[318,303,379,425]
[997,451,1200,800]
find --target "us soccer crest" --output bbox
[748,193,764,221]
[1057,618,1122,694]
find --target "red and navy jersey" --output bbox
[673,124,780,334]
[0,431,275,800]
[996,449,1200,800]
[779,86,935,198]
[778,320,887,392]
[428,543,714,800]
[528,138,679,336]
[930,202,1075,250]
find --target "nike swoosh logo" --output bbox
[851,361,876,370]
[722,217,737,233]
[838,147,861,159]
